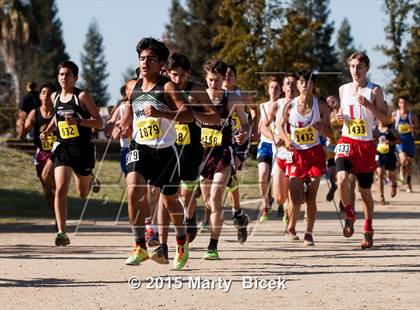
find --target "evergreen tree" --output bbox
[376,0,412,104]
[80,19,110,107]
[336,18,356,83]
[165,0,223,80]
[27,0,69,83]
[402,2,420,115]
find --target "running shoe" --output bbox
[361,230,374,249]
[339,201,345,213]
[391,184,397,197]
[407,183,413,193]
[147,231,160,247]
[233,210,249,244]
[282,211,289,225]
[173,240,189,270]
[55,232,70,246]
[125,246,149,266]
[199,223,210,233]
[203,248,220,260]
[259,208,269,222]
[150,244,169,264]
[286,228,299,241]
[343,214,356,238]
[186,215,198,243]
[326,183,337,202]
[91,173,101,193]
[303,233,315,246]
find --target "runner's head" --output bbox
[398,96,409,110]
[267,76,282,101]
[326,95,339,109]
[136,38,169,78]
[223,65,237,90]
[204,58,228,92]
[297,71,316,96]
[166,53,191,88]
[39,82,56,105]
[347,52,370,83]
[282,73,298,98]
[57,60,79,90]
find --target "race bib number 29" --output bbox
[334,143,350,157]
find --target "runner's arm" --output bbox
[189,84,221,125]
[40,116,56,140]
[411,113,419,135]
[359,86,388,124]
[18,109,36,140]
[278,102,292,148]
[259,103,278,143]
[72,91,103,129]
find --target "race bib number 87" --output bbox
[58,121,79,139]
[201,128,223,146]
[334,143,350,156]
[136,118,162,141]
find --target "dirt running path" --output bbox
[1,183,419,309]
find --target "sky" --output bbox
[56,0,406,105]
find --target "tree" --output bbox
[27,0,69,83]
[165,0,223,80]
[376,0,412,104]
[336,18,356,83]
[402,2,420,115]
[80,19,110,107]
[0,0,38,106]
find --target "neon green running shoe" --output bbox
[203,248,220,260]
[125,246,149,266]
[55,232,70,246]
[259,213,269,222]
[173,240,189,270]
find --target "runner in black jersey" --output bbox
[113,38,193,269]
[200,58,248,260]
[19,82,56,224]
[41,61,103,246]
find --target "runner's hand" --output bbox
[235,132,247,145]
[336,111,344,121]
[358,95,372,109]
[64,115,78,125]
[143,105,159,118]
[112,126,122,139]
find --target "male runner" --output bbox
[260,73,298,222]
[335,52,388,249]
[113,38,193,269]
[392,96,418,193]
[279,71,331,246]
[150,52,220,262]
[19,82,56,223]
[257,76,282,222]
[41,60,103,246]
[200,58,248,259]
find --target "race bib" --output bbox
[232,113,241,130]
[136,118,162,141]
[126,149,139,165]
[398,123,411,134]
[41,135,56,151]
[201,128,223,146]
[377,143,390,154]
[285,151,294,164]
[294,127,315,145]
[58,121,79,139]
[175,123,191,145]
[335,143,351,157]
[347,119,367,137]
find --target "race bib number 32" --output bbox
[136,118,162,141]
[175,123,191,145]
[334,143,351,157]
[41,135,56,151]
[58,121,79,139]
[347,119,367,137]
[294,127,315,145]
[201,128,223,146]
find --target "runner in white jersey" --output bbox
[279,71,331,246]
[335,52,388,249]
[113,38,193,269]
[260,73,298,222]
[257,76,282,222]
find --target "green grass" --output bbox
[0,146,260,223]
